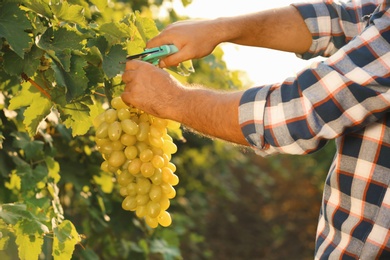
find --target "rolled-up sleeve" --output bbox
[239,0,390,156]
[293,0,379,59]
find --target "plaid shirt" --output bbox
[239,0,390,259]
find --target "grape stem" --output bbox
[21,73,51,100]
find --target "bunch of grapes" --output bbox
[93,97,180,228]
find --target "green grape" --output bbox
[150,168,163,185]
[128,158,142,175]
[149,184,162,202]
[136,205,147,218]
[111,96,129,110]
[122,196,137,211]
[157,211,172,227]
[105,109,117,123]
[136,177,152,195]
[94,97,181,228]
[149,135,164,148]
[162,167,174,183]
[108,150,126,168]
[151,155,165,169]
[96,121,109,138]
[145,215,158,228]
[119,186,128,197]
[117,108,131,121]
[136,194,150,206]
[147,201,161,218]
[126,182,137,197]
[139,149,153,162]
[136,122,149,141]
[140,162,155,178]
[108,121,122,141]
[117,170,133,186]
[162,140,177,155]
[124,146,138,160]
[160,194,170,211]
[121,134,137,146]
[121,119,139,135]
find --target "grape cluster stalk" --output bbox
[93,97,180,228]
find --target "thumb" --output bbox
[121,92,132,106]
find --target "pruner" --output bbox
[124,44,178,65]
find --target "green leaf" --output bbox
[150,239,181,260]
[89,0,108,12]
[11,132,45,161]
[87,36,108,57]
[62,102,92,136]
[99,22,130,45]
[102,44,126,78]
[23,94,52,136]
[52,220,80,260]
[135,12,159,43]
[0,204,32,225]
[0,219,10,251]
[52,55,88,101]
[0,3,32,58]
[51,1,87,27]
[45,157,61,183]
[21,0,53,19]
[15,221,44,260]
[36,27,84,70]
[16,164,48,190]
[8,83,35,111]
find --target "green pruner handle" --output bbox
[141,44,179,65]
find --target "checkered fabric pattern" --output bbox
[239,0,390,259]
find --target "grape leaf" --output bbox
[126,33,145,55]
[15,221,44,260]
[0,3,32,58]
[51,1,87,27]
[99,22,130,45]
[21,0,53,19]
[62,102,92,136]
[8,83,52,136]
[52,220,80,260]
[11,132,45,161]
[45,157,61,183]
[102,44,126,78]
[36,27,84,70]
[8,83,36,111]
[0,219,10,251]
[23,94,52,136]
[52,55,88,101]
[16,164,48,190]
[135,12,159,43]
[0,204,32,225]
[150,239,181,260]
[87,36,108,57]
[89,0,108,12]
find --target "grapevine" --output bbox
[94,97,180,228]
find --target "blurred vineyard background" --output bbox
[0,0,335,259]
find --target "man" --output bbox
[122,0,390,258]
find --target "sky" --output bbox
[161,0,319,87]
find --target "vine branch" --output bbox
[21,73,51,100]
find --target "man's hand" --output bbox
[146,19,223,68]
[121,60,185,121]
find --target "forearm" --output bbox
[214,6,312,54]
[170,86,248,146]
[147,5,312,67]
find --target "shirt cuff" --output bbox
[238,85,273,156]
